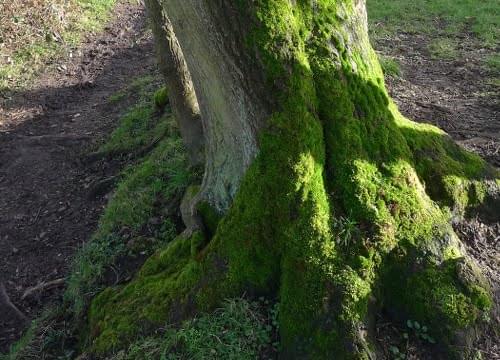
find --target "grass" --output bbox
[101,76,168,155]
[485,55,500,73]
[107,298,279,360]
[66,87,193,314]
[0,0,117,92]
[367,0,499,47]
[428,38,458,60]
[368,0,499,84]
[379,55,402,77]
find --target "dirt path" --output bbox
[0,2,155,352]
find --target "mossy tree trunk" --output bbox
[88,1,499,358]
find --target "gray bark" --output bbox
[145,0,204,166]
[158,1,269,212]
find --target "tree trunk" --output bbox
[88,1,499,358]
[144,0,204,166]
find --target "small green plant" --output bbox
[380,56,402,77]
[406,319,436,344]
[389,345,406,360]
[428,38,458,60]
[333,216,360,248]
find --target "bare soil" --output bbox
[0,6,498,357]
[0,2,155,353]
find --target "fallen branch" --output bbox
[21,278,65,300]
[0,282,27,322]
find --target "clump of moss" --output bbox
[383,256,492,345]
[153,86,169,110]
[87,234,202,353]
[196,201,222,237]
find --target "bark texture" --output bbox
[87,1,499,358]
[145,0,204,166]
[155,0,270,212]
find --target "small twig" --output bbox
[21,278,65,300]
[0,282,27,322]
[29,206,42,226]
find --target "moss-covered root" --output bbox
[384,253,492,357]
[396,108,500,220]
[87,233,203,353]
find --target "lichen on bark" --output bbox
[86,1,498,358]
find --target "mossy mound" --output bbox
[153,86,169,111]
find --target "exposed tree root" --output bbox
[0,282,27,322]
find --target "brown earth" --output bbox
[0,5,498,358]
[0,2,155,353]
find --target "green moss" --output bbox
[197,201,222,237]
[88,235,203,353]
[383,257,492,339]
[469,285,493,310]
[153,86,169,110]
[189,231,206,258]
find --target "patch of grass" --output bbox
[428,38,458,60]
[108,90,128,103]
[74,0,118,33]
[66,125,192,315]
[107,298,279,360]
[3,77,191,358]
[99,105,167,155]
[65,84,193,315]
[485,54,500,73]
[102,75,167,154]
[108,75,158,103]
[367,0,499,47]
[1,321,39,360]
[1,307,71,360]
[379,55,402,77]
[486,78,500,88]
[0,0,117,92]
